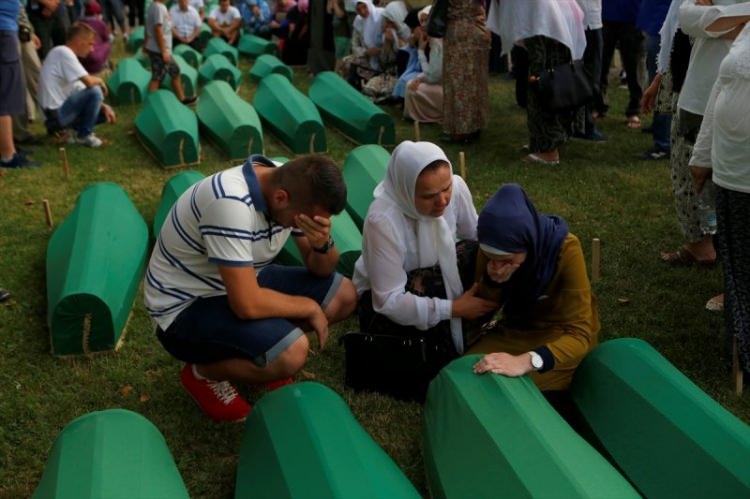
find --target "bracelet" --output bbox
[313,237,334,254]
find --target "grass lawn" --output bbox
[1,42,748,497]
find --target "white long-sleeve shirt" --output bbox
[690,23,750,194]
[418,38,443,84]
[352,175,478,330]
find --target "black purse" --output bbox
[425,0,449,38]
[536,60,593,112]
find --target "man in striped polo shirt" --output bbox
[145,154,357,422]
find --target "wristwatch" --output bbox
[528,351,544,371]
[313,236,335,254]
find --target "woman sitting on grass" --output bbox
[471,184,599,392]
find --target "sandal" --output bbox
[659,247,716,267]
[522,153,559,166]
[705,293,724,312]
[626,115,642,129]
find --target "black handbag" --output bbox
[339,330,457,402]
[536,60,593,112]
[425,0,449,38]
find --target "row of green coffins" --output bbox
[47,145,388,356]
[32,340,750,497]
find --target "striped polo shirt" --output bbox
[144,156,302,329]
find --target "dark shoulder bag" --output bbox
[536,60,593,112]
[425,0,449,38]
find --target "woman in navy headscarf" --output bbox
[470,184,600,392]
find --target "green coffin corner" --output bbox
[277,211,362,278]
[153,170,206,236]
[334,36,350,60]
[235,382,420,499]
[135,90,200,168]
[238,33,278,59]
[309,71,395,146]
[46,183,148,356]
[108,58,151,105]
[197,80,263,161]
[174,43,203,69]
[203,37,239,66]
[126,26,144,53]
[33,409,189,499]
[248,54,292,83]
[342,144,390,229]
[423,356,639,499]
[253,73,326,154]
[161,54,198,98]
[198,53,243,90]
[571,338,750,499]
[134,49,150,69]
[198,23,212,46]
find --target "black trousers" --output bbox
[582,28,603,134]
[596,20,644,118]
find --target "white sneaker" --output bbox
[75,134,103,148]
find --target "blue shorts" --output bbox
[157,265,343,367]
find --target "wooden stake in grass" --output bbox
[413,120,421,142]
[309,133,316,154]
[377,125,385,146]
[459,151,467,180]
[42,199,54,229]
[59,147,70,179]
[591,238,601,283]
[733,336,744,396]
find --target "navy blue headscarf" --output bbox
[477,184,568,319]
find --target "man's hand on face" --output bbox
[294,214,331,249]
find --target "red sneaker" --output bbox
[180,364,251,423]
[264,377,294,392]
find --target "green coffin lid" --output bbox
[334,36,350,60]
[161,53,198,98]
[571,338,750,498]
[107,58,150,105]
[153,170,206,236]
[342,144,390,230]
[173,43,203,69]
[46,183,148,356]
[203,37,239,66]
[33,409,189,499]
[309,71,395,145]
[248,54,292,83]
[197,80,263,160]
[135,90,200,168]
[198,53,243,90]
[253,73,326,154]
[198,23,212,46]
[235,382,420,499]
[423,356,640,499]
[126,26,144,53]
[134,49,150,69]
[238,33,278,59]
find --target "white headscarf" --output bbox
[382,0,411,40]
[487,0,587,61]
[374,141,465,353]
[354,0,384,48]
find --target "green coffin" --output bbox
[253,74,326,154]
[309,71,395,145]
[107,58,150,105]
[334,36,350,60]
[33,409,189,499]
[134,49,150,69]
[46,183,148,356]
[249,54,292,83]
[238,33,278,59]
[196,80,263,161]
[198,54,242,90]
[161,54,198,98]
[342,144,389,229]
[571,338,750,498]
[153,170,206,236]
[276,211,362,278]
[174,43,203,68]
[203,37,239,66]
[126,26,144,53]
[198,23,212,47]
[423,356,639,499]
[235,382,420,499]
[135,90,200,167]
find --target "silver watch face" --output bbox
[531,353,543,369]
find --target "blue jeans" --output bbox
[58,86,106,138]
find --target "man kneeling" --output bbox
[145,155,357,422]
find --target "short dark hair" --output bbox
[67,22,96,42]
[273,155,347,215]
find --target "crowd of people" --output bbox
[0,0,747,422]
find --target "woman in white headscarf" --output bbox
[404,4,444,123]
[351,141,497,398]
[337,0,384,85]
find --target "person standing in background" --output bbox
[574,0,607,142]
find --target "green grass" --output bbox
[1,43,748,497]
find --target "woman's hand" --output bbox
[452,283,498,320]
[640,74,662,114]
[473,352,533,377]
[486,260,521,284]
[407,78,421,92]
